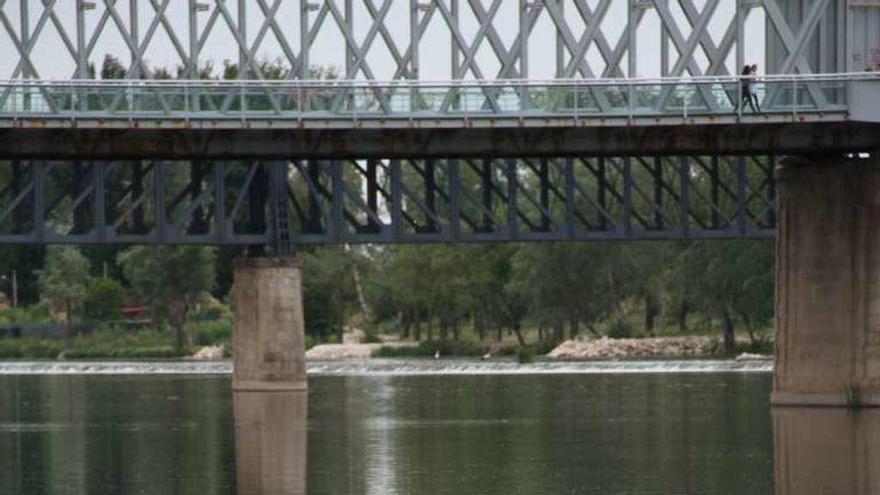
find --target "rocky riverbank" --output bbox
[547,336,719,360]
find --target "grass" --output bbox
[0,321,234,360]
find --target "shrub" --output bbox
[189,299,230,322]
[0,304,53,324]
[188,319,232,346]
[82,278,125,321]
[516,346,535,364]
[0,338,62,359]
[534,339,560,356]
[360,331,382,344]
[607,319,633,339]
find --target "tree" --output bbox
[671,240,774,352]
[82,277,125,321]
[118,246,216,351]
[302,246,359,343]
[37,246,91,346]
[512,243,618,340]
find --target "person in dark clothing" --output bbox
[737,64,760,113]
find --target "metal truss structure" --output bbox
[0,156,776,249]
[0,0,858,83]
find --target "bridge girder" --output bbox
[0,156,778,248]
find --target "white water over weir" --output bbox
[0,359,772,376]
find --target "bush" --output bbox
[360,330,382,344]
[188,319,232,346]
[0,338,62,359]
[607,319,633,339]
[0,304,53,324]
[82,278,125,321]
[516,346,535,364]
[534,339,560,355]
[189,299,230,322]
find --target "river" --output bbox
[0,359,876,494]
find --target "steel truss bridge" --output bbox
[0,0,878,248]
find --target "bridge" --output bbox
[1,0,880,404]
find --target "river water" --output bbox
[0,359,876,495]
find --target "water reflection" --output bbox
[233,391,307,495]
[774,408,880,494]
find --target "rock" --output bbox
[547,336,716,360]
[192,345,225,361]
[305,342,418,361]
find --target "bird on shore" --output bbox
[482,352,492,360]
[434,350,440,360]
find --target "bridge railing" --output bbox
[0,73,872,123]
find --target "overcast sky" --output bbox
[0,0,767,80]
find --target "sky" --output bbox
[0,0,767,80]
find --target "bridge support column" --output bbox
[773,156,880,406]
[232,257,307,391]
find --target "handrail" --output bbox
[0,72,877,89]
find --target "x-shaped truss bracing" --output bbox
[0,157,777,247]
[0,0,849,85]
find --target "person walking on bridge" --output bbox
[737,64,760,113]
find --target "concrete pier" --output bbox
[773,156,880,406]
[234,392,308,495]
[232,257,307,392]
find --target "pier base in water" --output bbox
[232,257,307,391]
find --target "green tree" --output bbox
[302,246,359,343]
[512,243,618,340]
[82,277,125,321]
[118,246,217,351]
[37,246,91,346]
[671,240,774,352]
